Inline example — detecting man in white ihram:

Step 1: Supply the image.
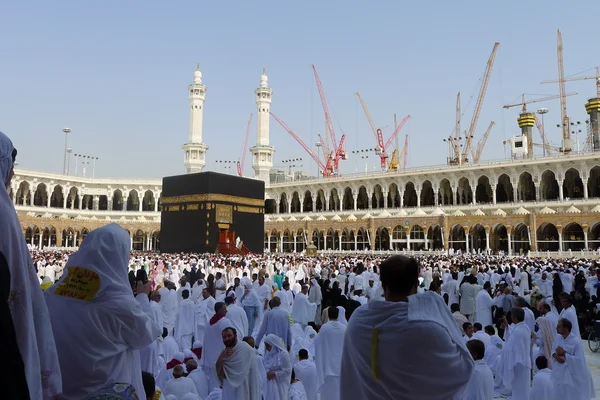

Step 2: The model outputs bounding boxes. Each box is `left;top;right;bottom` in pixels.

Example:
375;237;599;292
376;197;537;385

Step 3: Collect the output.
224;295;249;342
497;307;531;400
551;318;595;400
314;306;346;400
216;326;261;400
291;285;317;328
340;255;473;400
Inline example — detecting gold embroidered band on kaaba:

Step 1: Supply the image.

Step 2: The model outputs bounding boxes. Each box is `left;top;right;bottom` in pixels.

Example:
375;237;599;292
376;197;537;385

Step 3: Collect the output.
161;194;264;207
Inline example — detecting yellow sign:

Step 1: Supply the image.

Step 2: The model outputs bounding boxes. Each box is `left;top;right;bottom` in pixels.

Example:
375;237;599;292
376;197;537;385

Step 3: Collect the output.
55;266;101;302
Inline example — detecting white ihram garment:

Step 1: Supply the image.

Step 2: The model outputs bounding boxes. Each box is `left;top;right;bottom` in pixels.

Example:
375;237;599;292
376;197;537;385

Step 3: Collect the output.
314;320;346;400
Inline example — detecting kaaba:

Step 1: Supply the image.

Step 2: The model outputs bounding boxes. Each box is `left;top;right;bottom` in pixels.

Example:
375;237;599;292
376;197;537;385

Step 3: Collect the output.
160;171;265;254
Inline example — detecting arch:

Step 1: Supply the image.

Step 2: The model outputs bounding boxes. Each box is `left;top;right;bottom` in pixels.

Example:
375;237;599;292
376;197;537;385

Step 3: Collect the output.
391;225;408;250
329;188;340;211
469;224;486;253
34;183;48;207
403;182;417;207
315;189;326;212
356;186;369;210
41;226;57;248
282;229;293;252
278;193;288;213
15;181;31;206
427;225;443;250
311;229;325;250
112;189;124;210
563;168;584;200
540;170;559;201
375;227;389;251
342;187;354;211
356;227;370;250
295;229;306;252
449;225;466;251
151;230;160;251
475;176;492;204
127;190;140;211
409;225;425;250
371;184;384;209
61;227;76;247
589;223;600;250
512;223;530;254
326;228;336;250
589;166;600;198
496;174;514;203
388;183;400;208
517;171;536;201
563;222;584;251
132;229;146;251
457;177;472;205
267;229;278;252
264;199;277;214
536;223;559;251
142;190;155;212
50;185;65;208
290;192;301;213
492;224;508;253
420;180;435;207
438;179;453;206
66;187;80;209
341;228;355;251
302;190;313;213
25;225;40;247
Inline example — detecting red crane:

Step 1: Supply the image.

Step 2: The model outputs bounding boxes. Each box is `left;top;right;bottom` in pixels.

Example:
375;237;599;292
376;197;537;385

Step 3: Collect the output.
311;65;347;174
236;113;253;176
270;112;332;176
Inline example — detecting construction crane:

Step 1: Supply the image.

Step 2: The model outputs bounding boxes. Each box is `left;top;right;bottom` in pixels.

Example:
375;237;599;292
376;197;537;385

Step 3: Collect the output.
502;93;577;113
387;131;410;171
270;112;334;177
355;92;410;169
542;66;600;99
471;121;495;163
537;30;573;152
236;114;253;177
461;42;500;163
311;65;347;174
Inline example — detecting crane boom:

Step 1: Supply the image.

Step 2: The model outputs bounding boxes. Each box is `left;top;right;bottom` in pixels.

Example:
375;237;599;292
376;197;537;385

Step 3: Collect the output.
236;113;253;176
556;30;571;152
534;114;554;155
472;121;495;163
541;66;600;98
455;92;461;140
356;92;378;141
503;93;577;112
462;42;500;161
270;112;330;176
402;133;409;169
384;115;410;149
311;65;338;157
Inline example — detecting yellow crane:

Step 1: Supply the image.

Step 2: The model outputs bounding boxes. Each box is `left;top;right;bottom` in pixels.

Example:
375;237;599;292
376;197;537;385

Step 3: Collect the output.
471;121;495;164
461;42;500;163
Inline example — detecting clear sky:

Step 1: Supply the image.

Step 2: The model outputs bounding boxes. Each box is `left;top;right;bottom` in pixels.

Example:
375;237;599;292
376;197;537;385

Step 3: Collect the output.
1;0;599;179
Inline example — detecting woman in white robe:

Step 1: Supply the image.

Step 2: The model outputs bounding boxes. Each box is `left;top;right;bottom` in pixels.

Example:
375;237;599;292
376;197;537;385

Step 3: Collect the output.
263;334;293;400
0;131;62;399
45;224;161;399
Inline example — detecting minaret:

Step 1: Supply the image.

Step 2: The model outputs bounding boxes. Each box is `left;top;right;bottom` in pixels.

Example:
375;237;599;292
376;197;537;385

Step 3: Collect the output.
251;66;275;183
182;63;209;173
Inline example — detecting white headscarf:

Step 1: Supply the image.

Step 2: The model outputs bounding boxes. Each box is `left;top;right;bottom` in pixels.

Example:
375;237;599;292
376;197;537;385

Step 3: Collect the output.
263;333;287;370
337;306;348;325
0;131;62;399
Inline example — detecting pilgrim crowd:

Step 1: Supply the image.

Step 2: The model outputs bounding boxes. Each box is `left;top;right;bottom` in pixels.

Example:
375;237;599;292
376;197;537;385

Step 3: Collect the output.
1;131;599;400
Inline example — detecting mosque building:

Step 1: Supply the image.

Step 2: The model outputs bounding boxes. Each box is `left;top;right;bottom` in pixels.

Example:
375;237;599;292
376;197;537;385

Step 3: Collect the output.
10;65;600;256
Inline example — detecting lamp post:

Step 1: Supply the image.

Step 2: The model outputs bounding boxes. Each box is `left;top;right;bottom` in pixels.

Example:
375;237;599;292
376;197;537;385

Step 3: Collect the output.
361;155;369;174
62;128;71;174
571;121;582;153
537;108;549;157
282;158;303;181
315;141;322;178
66;148;73;175
351;148;376;173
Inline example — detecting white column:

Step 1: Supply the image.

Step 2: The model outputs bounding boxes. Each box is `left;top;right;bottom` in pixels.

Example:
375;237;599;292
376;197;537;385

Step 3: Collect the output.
558;181;564;201
38;233;43;249
584;231;589;250
485;231;490;252
424;231;429;250
507;233;512;255
465;233;470;254
583;179;589;199
558;232;563;252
